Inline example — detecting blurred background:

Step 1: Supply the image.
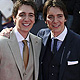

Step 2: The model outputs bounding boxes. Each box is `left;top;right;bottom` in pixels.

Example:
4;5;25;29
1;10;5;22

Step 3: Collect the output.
0;0;80;35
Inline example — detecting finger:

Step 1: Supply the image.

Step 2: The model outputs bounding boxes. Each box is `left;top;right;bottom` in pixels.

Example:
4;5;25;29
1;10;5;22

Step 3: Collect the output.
0;32;4;36
1;27;13;34
10;27;13;31
4;28;12;33
0;28;13;37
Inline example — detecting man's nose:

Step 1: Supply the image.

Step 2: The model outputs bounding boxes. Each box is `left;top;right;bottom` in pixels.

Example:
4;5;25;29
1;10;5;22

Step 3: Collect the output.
53;17;58;23
24;15;30;20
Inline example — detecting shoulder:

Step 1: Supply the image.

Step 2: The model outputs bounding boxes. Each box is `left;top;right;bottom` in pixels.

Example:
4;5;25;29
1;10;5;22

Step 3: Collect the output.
0;36;10;48
69;30;80;39
37;28;51;38
0;36;9;42
0;36;9;57
29;32;41;41
68;30;80;43
37;28;50;34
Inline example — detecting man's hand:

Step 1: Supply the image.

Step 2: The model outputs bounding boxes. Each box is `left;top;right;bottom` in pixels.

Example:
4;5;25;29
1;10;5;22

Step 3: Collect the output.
0;27;13;38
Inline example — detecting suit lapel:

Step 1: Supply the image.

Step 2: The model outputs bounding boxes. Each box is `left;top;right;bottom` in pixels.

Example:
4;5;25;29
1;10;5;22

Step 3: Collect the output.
29;33;41;80
7;29;23;79
59;30;73;80
40;32;51;61
40;44;47;62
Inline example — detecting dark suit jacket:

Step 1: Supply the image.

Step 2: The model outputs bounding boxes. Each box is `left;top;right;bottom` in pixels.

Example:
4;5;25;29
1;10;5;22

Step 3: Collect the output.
37;28;80;80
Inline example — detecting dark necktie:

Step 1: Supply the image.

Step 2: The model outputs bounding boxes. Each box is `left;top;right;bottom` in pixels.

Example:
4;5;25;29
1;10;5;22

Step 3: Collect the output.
22;40;29;69
53;39;58;54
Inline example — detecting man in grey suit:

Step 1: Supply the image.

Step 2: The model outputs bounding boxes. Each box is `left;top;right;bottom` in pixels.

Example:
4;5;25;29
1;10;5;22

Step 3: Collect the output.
0;0;41;80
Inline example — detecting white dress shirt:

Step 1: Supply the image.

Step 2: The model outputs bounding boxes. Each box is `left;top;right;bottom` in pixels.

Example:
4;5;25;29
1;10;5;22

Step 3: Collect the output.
51;26;68;51
14;27;30;59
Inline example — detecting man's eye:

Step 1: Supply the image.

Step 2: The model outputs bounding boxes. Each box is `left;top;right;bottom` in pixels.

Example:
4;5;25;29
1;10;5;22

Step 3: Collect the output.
29;14;34;18
58;15;63;18
48;15;54;19
48;16;53;19
19;14;25;17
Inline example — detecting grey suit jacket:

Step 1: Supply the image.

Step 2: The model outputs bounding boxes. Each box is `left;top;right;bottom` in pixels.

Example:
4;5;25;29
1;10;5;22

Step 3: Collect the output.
0;28;42;80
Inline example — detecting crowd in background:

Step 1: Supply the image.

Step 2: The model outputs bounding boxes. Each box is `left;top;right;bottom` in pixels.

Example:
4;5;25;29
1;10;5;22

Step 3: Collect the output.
0;0;80;35
0;0;80;80
62;0;80;35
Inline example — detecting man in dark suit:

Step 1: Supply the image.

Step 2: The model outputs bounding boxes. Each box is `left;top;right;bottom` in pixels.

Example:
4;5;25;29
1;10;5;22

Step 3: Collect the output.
0;0;80;80
37;0;80;80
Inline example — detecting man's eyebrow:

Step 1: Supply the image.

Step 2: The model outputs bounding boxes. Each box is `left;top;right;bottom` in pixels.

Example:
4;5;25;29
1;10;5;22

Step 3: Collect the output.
57;14;64;15
19;12;25;14
29;13;35;15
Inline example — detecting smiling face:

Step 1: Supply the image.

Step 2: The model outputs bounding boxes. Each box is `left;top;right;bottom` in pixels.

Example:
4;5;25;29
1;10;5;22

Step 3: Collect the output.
13;4;35;38
46;7;66;37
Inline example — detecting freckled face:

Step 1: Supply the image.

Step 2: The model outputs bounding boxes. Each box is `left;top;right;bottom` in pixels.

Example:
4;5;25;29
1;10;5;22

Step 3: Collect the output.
13;5;35;35
46;7;66;36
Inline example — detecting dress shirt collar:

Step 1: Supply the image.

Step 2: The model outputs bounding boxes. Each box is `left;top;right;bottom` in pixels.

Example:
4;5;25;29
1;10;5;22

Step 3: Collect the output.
14;27;29;42
51;26;67;41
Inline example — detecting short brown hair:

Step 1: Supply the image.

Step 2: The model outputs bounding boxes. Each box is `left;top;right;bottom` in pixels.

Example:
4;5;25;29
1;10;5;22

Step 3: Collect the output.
43;0;68;21
12;0;37;18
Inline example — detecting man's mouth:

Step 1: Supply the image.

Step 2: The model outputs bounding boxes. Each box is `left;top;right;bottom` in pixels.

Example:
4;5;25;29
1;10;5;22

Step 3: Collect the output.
23;23;30;26
52;24;60;27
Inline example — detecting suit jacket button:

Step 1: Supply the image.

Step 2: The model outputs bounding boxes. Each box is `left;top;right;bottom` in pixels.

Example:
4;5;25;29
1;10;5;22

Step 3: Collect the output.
52;73;54;76
52;65;54;67
23;73;26;76
41;62;43;64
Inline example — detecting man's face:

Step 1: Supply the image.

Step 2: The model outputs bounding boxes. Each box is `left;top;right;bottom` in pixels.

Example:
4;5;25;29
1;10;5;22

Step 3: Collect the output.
46;7;66;37
13;5;35;35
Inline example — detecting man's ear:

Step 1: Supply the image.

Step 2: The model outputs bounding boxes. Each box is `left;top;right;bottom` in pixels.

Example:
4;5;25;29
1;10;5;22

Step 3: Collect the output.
64;19;67;22
13;16;16;23
45;21;47;24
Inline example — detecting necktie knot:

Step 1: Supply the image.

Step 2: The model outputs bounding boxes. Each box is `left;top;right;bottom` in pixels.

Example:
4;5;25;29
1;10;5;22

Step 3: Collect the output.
22;40;27;46
54;39;58;45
